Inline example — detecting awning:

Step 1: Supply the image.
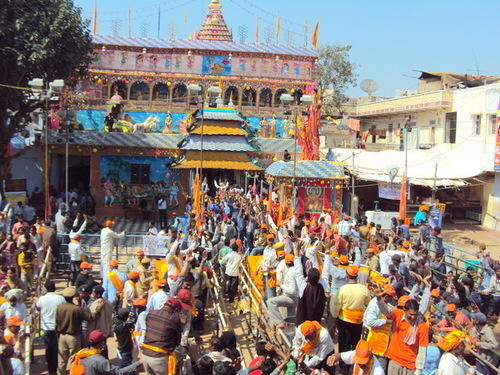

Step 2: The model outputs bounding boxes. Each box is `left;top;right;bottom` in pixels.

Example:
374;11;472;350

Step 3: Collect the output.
265;160;346;179
330;143;494;187
47;130;183;149
182;135;256;152
253;138;302;153
191;124;247;136
173;160;261;170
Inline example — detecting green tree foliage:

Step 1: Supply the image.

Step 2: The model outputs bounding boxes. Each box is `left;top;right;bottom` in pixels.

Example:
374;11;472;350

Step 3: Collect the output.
0;0;92;184
316;45;358;115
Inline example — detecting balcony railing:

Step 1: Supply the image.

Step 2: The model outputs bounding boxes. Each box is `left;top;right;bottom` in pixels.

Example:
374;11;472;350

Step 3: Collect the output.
356;90;453;117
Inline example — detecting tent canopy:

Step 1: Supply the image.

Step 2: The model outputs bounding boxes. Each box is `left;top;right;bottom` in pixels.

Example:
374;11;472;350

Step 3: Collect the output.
330;144;492;187
265;160;346;179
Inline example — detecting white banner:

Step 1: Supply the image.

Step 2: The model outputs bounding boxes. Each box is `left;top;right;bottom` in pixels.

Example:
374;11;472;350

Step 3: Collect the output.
142;235;169;257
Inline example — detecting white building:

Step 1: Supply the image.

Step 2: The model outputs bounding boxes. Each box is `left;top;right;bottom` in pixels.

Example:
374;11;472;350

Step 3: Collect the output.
328;73;500;230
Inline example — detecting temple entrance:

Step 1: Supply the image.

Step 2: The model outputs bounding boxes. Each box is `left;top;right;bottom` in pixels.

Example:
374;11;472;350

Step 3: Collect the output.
203;169;235;196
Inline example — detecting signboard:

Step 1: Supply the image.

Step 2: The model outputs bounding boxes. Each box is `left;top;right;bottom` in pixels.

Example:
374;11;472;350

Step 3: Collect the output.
428;203;446;228
201;55;232;75
378;182;400;200
143;235;169;257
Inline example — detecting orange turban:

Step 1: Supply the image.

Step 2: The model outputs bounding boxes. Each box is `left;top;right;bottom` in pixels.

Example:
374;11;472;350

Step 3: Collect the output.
300;320;322;337
285;254;295;263
338;255;349;265
346;265;359;276
300;321;322;354
397;295;413;307
438;330;466;352
128;271;140;280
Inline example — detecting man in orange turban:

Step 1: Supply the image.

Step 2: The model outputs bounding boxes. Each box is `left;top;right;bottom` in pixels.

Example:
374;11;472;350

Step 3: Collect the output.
437;330;469;374
292;320;334;372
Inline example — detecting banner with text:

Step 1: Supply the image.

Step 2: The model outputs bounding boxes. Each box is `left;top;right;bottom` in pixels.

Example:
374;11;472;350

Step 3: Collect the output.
378;182;401;200
143;235;169;257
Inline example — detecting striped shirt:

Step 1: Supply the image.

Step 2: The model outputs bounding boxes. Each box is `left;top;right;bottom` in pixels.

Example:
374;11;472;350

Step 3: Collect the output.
143;307;181;357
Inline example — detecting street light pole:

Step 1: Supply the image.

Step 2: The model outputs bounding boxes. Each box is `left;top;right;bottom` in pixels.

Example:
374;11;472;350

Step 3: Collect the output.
28;78;64;220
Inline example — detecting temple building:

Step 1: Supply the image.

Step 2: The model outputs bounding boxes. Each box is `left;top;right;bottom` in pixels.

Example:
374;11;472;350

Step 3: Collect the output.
11;0;318;216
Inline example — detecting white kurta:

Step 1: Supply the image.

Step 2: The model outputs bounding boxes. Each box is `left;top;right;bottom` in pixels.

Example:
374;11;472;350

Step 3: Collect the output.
100;227;125;278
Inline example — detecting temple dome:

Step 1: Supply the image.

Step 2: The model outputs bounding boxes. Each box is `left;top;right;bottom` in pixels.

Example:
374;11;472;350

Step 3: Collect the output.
194;0;232;42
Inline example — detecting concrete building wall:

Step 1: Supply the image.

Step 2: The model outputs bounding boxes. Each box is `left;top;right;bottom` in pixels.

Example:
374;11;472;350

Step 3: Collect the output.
452;83;499;155
9;149;43;195
359;110;447;147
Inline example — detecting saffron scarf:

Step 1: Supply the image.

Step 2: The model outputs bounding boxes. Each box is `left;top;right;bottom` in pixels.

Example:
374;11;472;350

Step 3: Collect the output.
300;320;322;354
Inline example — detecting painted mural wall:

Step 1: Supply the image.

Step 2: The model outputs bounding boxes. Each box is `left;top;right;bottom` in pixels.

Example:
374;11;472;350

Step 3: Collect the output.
77;110;295;138
90;50;313;81
99;155;181;207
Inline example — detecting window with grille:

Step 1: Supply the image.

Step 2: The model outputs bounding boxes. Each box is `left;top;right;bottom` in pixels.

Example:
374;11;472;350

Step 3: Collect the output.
130;164;150;184
472;114;482;135
487;114;496;134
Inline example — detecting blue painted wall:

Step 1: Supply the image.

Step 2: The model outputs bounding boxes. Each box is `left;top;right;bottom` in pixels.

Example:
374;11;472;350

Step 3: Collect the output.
100;155;179;183
77;110;187;132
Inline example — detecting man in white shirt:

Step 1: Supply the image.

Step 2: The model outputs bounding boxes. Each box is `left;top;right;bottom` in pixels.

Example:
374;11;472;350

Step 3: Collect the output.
55;210;69;233
68;234;85;284
337;215;353;236
35;281;65;375
100;220;125;278
292;321;334;371
157;196;168;229
146;279;169;311
220;246;243;303
267;254;297;328
437;330;470;375
326;339;385;375
147;221;158;235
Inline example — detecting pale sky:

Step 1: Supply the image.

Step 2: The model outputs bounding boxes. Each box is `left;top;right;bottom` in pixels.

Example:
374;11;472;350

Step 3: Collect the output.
75;0;500;97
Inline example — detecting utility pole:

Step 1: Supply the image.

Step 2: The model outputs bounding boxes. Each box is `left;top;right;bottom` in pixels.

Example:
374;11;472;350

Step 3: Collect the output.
432;162;438;202
351;152;356;217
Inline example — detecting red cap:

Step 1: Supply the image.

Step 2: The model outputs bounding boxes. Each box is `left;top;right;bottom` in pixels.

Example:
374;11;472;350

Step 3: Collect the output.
87;330;107;345
166;297;182;310
104;220;115;227
176;289;192;310
108;260;119;267
80;262;92;269
73;235;81;241
136;250;145;256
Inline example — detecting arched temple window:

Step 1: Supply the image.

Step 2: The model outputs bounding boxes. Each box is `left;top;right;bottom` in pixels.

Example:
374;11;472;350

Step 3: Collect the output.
130;81;149;100
224;86;239;105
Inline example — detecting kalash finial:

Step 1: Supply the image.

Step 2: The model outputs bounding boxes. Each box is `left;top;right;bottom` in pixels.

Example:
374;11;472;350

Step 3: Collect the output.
208;0;222;11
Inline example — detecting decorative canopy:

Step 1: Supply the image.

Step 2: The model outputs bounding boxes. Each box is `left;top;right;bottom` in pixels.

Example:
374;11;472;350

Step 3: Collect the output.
194;0;232;42
265;160;346;179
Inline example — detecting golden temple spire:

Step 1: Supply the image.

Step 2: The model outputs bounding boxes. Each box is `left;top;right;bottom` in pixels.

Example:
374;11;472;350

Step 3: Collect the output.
194;0;232;41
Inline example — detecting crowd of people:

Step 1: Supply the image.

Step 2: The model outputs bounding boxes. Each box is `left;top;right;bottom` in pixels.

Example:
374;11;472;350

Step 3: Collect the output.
0;183;498;375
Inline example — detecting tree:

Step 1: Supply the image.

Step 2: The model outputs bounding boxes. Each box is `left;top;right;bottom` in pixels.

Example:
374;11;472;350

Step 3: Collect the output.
0;0;92;191
316;45;358;115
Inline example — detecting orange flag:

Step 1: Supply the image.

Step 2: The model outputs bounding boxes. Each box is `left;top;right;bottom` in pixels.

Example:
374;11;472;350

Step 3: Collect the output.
398;178;407;220
311;21;320;48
